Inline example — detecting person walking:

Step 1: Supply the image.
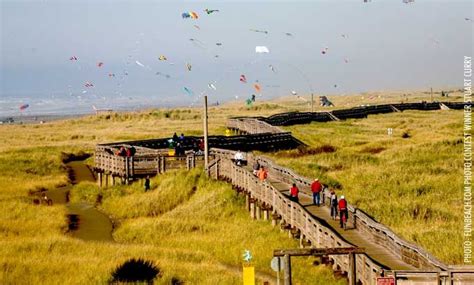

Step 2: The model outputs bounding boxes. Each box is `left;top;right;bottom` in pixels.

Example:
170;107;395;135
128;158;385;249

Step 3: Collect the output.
338;195;348;229
290;183;299;203
311;178;322;206
144;176;151;192
252;161;260;176
330;190;338;220
257;166;268;182
234;150;244;166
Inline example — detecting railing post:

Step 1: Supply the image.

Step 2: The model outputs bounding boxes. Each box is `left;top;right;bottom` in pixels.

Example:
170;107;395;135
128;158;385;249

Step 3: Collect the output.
256;202;261;220
245;193;250;211
250;198;256;219
348;253;356;285
125;157;129;182
161;156;166;173
131;156;134;179
97;172;102;188
157;156;161;174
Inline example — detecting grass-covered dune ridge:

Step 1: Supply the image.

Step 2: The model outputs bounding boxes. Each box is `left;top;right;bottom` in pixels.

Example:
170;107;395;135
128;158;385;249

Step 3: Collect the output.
1;101;351;284
0;91;466;283
270;109;463;264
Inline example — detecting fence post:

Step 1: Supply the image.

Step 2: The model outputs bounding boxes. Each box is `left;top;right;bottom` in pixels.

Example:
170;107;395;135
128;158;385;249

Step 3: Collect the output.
283;254;292;285
97;172;102;188
348;253;356;285
250;198;256;219
131;156;134;179
245;193;250;211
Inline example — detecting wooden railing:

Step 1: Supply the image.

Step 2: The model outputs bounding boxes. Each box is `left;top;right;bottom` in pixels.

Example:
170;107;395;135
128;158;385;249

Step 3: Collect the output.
96;133;303;154
226;102;468;128
209;148;384;284
226;118;284;134
206;148;474;284
95;148;207;178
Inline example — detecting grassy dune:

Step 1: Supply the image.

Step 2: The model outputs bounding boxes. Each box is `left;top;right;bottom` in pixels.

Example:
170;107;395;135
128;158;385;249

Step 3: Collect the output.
270;109;463;264
0;105;344;284
0;90;465;283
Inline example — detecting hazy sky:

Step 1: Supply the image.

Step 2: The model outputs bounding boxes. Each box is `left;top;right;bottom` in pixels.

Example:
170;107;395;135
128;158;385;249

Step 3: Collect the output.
0;0;472;114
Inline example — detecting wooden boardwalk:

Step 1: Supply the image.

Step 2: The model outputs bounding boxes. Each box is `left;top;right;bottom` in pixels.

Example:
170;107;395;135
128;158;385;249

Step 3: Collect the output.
95;101;474;284
265;174;415;271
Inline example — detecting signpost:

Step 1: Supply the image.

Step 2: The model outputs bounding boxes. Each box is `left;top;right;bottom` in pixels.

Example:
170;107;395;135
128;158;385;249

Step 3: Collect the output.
271;257;281;285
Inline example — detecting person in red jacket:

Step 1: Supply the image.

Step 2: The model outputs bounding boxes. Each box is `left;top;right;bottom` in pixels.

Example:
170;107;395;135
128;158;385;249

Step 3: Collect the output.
290;183;299;203
311;178;322;206
338;195;348;229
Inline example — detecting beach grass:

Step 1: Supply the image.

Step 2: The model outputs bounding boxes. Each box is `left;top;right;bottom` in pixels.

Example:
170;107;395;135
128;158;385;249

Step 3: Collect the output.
0;89;465;283
269;109;463;264
0;102;348;284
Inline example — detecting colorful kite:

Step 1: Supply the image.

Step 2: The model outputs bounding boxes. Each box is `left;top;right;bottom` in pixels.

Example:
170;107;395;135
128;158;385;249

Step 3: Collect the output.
156;72;171;79
159;55;167;61
240;75;247;83
255;46;270;53
208;83;217;90
183;87;194;96
19;104;29;111
182;12;198;19
204;9;219;14
254;83;261;93
245;98;253;107
250;29;268;34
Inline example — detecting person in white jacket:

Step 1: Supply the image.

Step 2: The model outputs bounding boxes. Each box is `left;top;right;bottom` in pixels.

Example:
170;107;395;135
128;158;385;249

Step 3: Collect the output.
234;150;244;166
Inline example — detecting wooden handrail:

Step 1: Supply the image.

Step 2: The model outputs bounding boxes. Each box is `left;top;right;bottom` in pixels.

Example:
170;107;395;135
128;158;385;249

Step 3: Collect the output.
209;148;449;272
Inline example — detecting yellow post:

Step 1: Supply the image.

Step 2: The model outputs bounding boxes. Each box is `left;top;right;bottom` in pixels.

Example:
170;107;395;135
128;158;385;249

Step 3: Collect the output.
242;264;255;285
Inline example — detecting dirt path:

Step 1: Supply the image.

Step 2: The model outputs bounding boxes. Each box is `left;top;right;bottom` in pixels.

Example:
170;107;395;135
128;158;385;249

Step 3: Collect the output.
45;161;113;242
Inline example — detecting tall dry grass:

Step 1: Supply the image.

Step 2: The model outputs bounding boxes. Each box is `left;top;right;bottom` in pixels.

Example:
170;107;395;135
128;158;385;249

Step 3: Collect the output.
270;109;463;264
0;102;350;284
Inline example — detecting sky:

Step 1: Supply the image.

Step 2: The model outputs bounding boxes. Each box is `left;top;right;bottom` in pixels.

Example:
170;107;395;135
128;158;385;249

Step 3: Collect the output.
0;0;472;116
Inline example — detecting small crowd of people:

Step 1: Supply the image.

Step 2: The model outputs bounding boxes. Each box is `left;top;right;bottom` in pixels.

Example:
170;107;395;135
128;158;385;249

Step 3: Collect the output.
114;146;136;157
288;178;349;229
169;133;205;156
